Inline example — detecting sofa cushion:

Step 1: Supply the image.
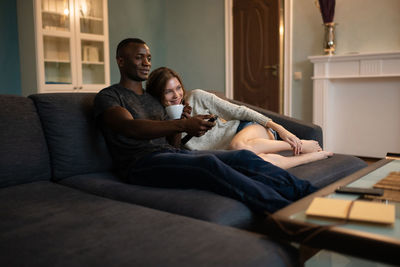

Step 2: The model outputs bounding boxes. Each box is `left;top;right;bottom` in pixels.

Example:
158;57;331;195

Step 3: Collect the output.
287;153;367;188
0;95;51;187
59;171;260;229
30;93;113;180
0;181;299;266
58;155;366;229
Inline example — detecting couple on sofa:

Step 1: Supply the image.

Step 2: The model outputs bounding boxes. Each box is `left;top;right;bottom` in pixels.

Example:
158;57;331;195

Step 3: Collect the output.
94;38;332;213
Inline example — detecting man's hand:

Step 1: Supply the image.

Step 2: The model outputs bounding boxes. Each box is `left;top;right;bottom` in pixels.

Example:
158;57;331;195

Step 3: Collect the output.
183;115;215;136
102;106;214;140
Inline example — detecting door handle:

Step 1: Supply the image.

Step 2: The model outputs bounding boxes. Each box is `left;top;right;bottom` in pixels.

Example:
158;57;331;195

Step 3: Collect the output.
264;64;278;70
264;64;279;76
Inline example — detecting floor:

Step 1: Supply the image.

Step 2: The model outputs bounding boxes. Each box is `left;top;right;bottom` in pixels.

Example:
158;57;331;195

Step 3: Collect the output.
357;156;382;166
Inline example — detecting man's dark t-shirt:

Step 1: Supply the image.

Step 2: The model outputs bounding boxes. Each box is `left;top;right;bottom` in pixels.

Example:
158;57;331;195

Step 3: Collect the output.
94;84;174;178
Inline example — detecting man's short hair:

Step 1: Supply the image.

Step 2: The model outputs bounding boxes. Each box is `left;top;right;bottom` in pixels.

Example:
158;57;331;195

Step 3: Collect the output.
116;38;146;58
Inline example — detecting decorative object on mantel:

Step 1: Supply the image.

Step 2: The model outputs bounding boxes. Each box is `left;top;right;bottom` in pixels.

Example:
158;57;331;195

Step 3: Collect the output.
315;0;336;55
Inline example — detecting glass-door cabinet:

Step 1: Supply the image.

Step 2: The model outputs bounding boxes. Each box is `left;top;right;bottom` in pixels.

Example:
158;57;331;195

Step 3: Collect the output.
17;0;109;94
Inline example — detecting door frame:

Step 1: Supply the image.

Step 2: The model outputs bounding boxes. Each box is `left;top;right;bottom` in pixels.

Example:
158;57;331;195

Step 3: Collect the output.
224;0;292;116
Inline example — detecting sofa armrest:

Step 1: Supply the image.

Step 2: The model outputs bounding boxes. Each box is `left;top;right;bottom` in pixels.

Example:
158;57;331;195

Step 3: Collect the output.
228;99;323;147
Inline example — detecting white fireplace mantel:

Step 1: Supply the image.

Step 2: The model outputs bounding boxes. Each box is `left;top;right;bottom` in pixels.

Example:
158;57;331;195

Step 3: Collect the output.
309;51;400;158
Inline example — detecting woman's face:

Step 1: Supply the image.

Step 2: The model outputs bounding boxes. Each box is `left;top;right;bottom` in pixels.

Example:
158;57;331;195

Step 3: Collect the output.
163;77;184;106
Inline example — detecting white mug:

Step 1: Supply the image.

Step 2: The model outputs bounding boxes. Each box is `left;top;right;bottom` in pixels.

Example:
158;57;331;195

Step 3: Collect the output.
165;104;184;120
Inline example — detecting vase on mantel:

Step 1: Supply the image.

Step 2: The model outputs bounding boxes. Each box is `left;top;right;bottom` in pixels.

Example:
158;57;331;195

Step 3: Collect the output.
323;22;336;55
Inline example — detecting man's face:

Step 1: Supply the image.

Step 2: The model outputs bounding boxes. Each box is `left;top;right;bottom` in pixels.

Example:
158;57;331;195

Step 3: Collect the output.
118;43;152;81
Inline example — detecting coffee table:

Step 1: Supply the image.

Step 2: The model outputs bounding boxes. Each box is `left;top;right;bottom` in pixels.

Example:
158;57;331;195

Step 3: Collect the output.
266;159;400;265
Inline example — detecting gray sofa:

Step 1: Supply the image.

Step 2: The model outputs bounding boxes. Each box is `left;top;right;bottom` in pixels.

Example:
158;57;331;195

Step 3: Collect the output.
0;93;367;266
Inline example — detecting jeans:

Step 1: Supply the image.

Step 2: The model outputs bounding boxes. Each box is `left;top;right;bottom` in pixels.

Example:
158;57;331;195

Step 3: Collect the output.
128;149;316;213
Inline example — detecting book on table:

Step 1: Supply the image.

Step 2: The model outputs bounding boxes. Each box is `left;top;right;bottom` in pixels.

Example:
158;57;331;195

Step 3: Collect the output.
305;197;395;225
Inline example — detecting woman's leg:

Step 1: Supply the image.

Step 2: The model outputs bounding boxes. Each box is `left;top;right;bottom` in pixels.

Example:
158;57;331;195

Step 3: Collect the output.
258;151;334;169
229;124;331;168
230;124;322;155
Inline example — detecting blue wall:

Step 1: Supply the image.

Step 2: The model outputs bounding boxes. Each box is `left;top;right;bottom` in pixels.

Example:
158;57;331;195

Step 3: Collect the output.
0;0;21;95
108;0;167;84
164;0;225;92
5;0;225;95
108;0;225;92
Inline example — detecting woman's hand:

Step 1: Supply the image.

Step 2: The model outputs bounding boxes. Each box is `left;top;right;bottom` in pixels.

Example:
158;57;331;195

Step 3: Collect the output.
278;129;302;155
181;102;192;119
266;120;302;155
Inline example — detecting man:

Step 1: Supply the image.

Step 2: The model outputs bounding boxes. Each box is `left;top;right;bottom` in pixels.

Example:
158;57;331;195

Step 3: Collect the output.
94;38;316;213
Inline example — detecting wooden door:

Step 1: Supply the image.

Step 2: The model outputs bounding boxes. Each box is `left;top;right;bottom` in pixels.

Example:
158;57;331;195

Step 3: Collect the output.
233;0;280;112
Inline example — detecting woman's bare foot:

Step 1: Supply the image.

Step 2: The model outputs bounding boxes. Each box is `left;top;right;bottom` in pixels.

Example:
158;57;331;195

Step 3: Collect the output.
301;140;322;154
308;150;334;161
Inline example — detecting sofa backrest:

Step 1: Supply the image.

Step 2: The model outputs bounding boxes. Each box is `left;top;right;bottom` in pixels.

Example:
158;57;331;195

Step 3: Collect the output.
30;93;113;181
0;95;51;187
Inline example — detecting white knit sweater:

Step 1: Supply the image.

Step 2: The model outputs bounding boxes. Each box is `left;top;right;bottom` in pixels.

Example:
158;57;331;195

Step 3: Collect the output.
183;89;271;150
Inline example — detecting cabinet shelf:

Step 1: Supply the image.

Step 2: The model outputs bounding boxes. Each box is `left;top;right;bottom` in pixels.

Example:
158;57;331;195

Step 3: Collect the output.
82;61;104;65
44;59;70;63
43;26;69;32
45;81;71;84
80;16;103;22
42;10;67;16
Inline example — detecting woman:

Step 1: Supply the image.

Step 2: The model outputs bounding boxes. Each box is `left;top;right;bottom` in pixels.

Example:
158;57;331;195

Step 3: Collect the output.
146;67;333;169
